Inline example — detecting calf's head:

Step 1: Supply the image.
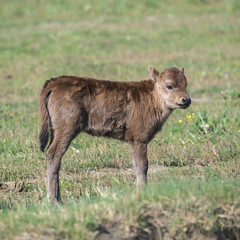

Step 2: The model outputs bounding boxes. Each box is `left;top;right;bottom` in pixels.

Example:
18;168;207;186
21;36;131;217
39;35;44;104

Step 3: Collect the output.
149;65;191;110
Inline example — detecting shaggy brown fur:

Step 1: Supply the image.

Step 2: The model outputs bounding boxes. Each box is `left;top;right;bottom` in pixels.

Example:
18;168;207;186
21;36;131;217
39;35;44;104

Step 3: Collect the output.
39;65;191;203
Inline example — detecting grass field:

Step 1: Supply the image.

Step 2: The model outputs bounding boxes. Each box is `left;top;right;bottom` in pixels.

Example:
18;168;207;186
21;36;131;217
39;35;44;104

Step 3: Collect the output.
0;0;240;239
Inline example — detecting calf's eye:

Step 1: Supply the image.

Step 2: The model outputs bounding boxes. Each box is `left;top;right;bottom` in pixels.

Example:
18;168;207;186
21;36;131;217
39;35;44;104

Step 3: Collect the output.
166;86;173;90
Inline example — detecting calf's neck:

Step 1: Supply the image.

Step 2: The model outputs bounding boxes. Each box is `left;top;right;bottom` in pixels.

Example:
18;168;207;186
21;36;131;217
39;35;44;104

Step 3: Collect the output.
39;65;191;203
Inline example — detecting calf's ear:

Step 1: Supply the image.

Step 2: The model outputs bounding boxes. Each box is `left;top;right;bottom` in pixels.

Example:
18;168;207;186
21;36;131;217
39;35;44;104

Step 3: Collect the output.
181;67;184;73
148;65;160;82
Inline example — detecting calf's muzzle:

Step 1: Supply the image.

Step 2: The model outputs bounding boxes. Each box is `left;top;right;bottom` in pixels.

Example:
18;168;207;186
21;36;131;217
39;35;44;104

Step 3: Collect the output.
182;97;191;106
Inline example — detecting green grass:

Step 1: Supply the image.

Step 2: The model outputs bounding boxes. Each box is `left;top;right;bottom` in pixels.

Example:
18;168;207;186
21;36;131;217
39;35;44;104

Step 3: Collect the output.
0;0;240;239
1;178;240;239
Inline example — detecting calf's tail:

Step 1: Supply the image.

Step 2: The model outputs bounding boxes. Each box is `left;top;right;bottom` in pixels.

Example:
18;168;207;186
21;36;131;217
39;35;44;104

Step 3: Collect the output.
39;81;53;152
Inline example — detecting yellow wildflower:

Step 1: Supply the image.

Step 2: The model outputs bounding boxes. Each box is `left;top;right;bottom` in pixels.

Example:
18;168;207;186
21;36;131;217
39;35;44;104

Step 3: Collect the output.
179;120;182;123
3;140;6;143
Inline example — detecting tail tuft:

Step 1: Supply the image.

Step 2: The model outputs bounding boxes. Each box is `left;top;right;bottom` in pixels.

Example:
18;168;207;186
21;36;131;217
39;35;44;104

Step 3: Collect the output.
39;126;49;152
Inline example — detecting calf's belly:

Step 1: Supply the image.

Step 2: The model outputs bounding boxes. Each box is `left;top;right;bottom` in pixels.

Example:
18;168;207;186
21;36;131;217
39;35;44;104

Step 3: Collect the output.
84;116;127;141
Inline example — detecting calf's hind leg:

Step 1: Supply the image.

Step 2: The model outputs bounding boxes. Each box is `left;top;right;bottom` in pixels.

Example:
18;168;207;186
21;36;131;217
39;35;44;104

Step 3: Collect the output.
46;129;77;203
129;142;148;186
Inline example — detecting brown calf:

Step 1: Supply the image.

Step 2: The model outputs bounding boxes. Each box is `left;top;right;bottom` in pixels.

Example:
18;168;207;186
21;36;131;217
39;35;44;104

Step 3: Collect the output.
39;65;191;203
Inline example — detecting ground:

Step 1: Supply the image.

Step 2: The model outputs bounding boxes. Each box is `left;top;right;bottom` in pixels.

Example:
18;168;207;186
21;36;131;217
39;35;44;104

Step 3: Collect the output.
0;0;240;239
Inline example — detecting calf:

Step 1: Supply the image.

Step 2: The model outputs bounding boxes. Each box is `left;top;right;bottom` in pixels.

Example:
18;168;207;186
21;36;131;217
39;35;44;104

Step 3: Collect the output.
39;65;191;203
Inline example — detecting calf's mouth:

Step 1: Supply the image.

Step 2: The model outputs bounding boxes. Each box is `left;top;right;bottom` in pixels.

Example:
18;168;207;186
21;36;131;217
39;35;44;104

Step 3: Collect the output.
177;102;191;109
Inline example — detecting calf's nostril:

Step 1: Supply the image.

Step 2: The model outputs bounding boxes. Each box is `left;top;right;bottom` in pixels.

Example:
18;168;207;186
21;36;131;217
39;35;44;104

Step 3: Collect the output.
182;98;191;105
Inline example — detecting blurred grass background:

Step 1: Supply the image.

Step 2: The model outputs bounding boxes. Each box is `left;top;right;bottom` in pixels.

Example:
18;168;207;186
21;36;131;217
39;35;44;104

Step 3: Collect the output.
0;0;240;238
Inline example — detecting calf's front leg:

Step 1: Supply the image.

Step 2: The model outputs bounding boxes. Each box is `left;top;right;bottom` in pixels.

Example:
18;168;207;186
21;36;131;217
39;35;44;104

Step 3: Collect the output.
129;142;148;186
